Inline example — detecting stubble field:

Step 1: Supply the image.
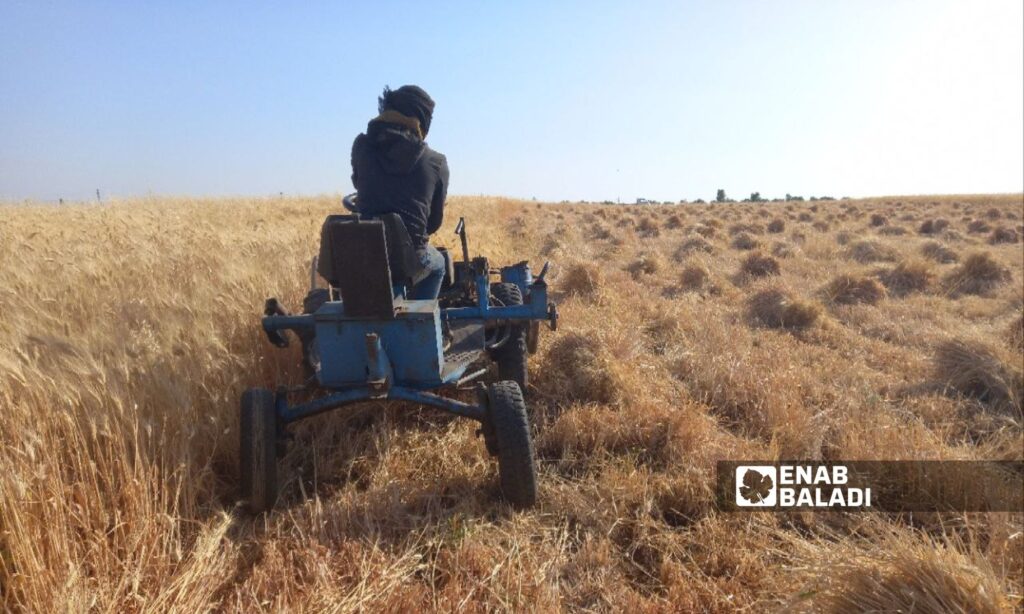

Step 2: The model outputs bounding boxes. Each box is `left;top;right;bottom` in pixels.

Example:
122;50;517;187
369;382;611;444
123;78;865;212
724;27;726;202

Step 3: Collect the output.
1;193;1022;612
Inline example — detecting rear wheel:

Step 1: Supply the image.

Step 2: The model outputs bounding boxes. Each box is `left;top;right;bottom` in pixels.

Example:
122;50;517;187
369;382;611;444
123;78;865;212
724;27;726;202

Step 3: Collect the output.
484;381;537;508
240;388;278;513
487;283;528;390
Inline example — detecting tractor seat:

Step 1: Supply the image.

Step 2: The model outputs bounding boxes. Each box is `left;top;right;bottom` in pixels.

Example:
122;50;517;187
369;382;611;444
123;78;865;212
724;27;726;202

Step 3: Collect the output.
316;214;429;318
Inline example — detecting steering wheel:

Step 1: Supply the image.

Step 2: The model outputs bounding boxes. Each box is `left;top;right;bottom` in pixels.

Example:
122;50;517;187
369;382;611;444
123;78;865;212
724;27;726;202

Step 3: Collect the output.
342;192;360;214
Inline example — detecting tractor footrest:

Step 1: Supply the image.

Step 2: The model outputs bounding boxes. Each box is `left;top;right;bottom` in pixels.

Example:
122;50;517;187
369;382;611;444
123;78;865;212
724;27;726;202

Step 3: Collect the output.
442;350;484;383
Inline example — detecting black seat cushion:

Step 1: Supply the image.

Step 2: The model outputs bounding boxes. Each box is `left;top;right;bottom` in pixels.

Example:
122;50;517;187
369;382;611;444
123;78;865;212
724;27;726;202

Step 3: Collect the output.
318;217;395;318
316;213;428;291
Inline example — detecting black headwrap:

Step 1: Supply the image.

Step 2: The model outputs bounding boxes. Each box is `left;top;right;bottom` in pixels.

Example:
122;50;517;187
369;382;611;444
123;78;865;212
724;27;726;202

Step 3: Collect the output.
378;85;435;136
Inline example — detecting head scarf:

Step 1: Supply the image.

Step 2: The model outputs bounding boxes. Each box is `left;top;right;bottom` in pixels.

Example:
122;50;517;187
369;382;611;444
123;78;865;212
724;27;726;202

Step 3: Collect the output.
378;85;435;136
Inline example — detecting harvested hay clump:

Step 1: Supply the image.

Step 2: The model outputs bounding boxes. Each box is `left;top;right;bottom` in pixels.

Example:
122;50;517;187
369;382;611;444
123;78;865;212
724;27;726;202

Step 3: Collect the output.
933;338;1023;416
918;218;949;235
538;402;680;463
740;251;781;277
824;274;887;305
1009;315;1024;350
746;287;821;330
943;252;1012;296
728;222;764;235
636;217;661;237
731;232;760;250
987;227;1019;244
675;236;714;256
920;241;959;264
690;224;716;238
644;311;683;354
967;219;992;234
877;225;907;236
560;262;603;297
767;218;785;233
588;224;613;241
539;333;625;405
770;241;797;258
803;530;1012;614
679;263;710;290
847;239;897;263
626;253;664;278
877;259;934;297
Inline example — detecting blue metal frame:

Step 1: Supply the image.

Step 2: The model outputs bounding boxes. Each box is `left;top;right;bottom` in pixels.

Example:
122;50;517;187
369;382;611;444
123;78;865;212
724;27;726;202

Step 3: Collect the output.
278;385;484;424
261;258;557;426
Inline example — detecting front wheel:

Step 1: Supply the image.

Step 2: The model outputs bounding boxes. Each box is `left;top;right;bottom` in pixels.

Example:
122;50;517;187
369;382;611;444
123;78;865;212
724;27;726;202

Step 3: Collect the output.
484;381;537;508
240;388;278;513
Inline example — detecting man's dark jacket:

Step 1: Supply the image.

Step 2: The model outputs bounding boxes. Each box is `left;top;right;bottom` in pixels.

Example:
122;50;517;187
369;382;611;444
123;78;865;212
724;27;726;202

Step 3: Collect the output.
351;120;449;247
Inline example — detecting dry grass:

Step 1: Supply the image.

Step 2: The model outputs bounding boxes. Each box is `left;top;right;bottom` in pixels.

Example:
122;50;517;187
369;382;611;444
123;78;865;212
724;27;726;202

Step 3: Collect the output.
678;262;710;291
746;286;822;330
739;251;781;277
824;273;888;305
538;332;636;407
625;252;664;278
921;240;960;264
933;338;1023;418
1010;315;1024;351
943;252;1012;297
794;524;1013;613
731;232;760;250
847;239;897;263
560;261;603;298
877;259;935;297
676;235;715;256
0;193;1021;611
988;227;1019;244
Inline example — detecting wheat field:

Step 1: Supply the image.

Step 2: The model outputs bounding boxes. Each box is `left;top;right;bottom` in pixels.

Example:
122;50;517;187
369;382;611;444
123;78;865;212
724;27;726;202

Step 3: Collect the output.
0;193;1022;612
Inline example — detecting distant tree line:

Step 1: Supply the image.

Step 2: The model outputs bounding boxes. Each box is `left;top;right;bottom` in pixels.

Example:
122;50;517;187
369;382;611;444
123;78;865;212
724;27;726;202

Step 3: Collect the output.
588;189;850;206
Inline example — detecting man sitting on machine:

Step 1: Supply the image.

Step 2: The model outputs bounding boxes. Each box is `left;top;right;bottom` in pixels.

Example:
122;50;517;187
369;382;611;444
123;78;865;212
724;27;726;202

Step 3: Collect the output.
294;86;449;374
348;84;449;300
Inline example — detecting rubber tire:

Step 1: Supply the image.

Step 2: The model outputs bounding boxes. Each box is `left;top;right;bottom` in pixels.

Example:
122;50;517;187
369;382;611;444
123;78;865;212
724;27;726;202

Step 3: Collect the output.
488;283;529;390
240;388;278;513
486;381;537;508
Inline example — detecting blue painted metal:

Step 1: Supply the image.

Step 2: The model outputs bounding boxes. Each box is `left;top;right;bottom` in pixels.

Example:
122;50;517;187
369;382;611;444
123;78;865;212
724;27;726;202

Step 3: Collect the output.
314;300;444;388
261;250;556;427
363;332;393;396
388;387;484;420
278;385;484;423
443;283;552;322
278;386;374;422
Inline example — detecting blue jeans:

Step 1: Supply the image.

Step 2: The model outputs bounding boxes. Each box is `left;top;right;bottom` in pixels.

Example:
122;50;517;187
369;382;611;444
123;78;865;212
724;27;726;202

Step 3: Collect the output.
409;244;445;300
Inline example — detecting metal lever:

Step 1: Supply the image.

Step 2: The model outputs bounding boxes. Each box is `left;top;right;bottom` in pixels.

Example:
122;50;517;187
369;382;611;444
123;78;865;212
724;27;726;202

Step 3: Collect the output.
455;217;469;263
535;261;550;283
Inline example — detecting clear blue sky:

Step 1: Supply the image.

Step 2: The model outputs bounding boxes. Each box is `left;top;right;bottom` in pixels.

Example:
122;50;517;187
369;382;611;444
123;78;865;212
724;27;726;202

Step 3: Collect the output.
2;1;1022;203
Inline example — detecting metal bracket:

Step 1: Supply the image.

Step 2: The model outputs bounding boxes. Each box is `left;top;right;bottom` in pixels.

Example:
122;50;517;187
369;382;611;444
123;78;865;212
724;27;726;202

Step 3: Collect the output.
364;333;393;398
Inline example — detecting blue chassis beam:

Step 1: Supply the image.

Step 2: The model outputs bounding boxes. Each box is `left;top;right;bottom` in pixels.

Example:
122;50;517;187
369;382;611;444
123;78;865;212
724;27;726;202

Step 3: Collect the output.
262;301;551;338
277;385;485;424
